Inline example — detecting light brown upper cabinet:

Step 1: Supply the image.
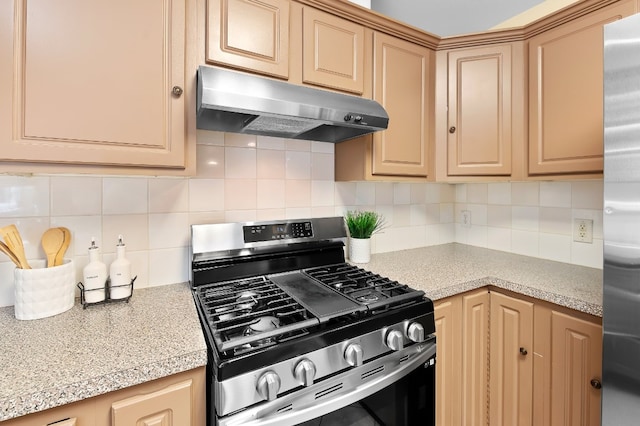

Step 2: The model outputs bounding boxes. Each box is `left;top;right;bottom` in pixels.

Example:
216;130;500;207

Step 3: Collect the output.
335;31;434;181
206;0;290;79
300;7;365;94
446;44;513;176
0;0;194;171
372;32;433;177
527;0;637;175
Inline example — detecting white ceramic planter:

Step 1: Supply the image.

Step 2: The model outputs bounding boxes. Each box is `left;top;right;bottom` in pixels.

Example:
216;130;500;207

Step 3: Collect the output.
349;237;371;263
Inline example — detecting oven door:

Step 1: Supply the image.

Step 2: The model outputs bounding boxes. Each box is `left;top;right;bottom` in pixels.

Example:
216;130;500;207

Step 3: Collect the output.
216;338;436;426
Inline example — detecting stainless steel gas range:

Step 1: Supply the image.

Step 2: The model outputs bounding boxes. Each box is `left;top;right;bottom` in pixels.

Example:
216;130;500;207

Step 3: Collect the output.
190;217;436;426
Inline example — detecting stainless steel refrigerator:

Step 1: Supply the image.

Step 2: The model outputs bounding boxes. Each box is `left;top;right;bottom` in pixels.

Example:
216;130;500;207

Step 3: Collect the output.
602;12;640;425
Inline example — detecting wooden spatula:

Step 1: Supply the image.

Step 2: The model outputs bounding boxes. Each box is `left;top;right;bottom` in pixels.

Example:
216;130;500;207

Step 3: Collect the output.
41;228;65;268
54;227;71;266
0;241;21;268
0;225;31;269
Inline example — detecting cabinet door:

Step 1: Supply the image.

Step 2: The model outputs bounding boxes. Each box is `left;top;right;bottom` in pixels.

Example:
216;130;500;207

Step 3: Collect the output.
461;289;489;426
447;45;512;176
372;32;432;177
1;0;189;169
489;291;534;426
206;0;289;79
302;7;364;94
434;297;462;426
528;0;636;175
0;402;94;426
550;311;602;426
111;379;194;426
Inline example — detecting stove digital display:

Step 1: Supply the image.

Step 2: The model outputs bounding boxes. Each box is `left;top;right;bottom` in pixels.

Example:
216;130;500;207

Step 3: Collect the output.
243;221;313;243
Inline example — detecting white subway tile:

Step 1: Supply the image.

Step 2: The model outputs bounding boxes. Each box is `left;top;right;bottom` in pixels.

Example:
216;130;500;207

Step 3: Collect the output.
540;181;571;207
311;141;334;153
467;183;488;204
0;217;49;261
488;182;512;205
311;206;336;217
225;179;257;210
572;180;603;209
468;225;488;248
285;180;311;208
148;247;189;286
511;230;539;257
0;176;49;217
286;151;311;180
257;136;286;150
334;182;357;206
512;206;539;231
393;183;411;205
102;214;148;253
257;180;286;209
539;207;572;235
225;147;257;179
225;133;257;148
189;179;224;212
410;183;426;204
440;203;454;224
311;181;334;207
286;140;311;151
256;209;287;221
393;204;411;227
571;239;603;269
148;213;189;249
487;205;512;228
311;153;334;180
487;227;512;252
285;207;312;219
511;182;539;206
196;129;224;146
51;176;102;216
375;182;394;205
467;204;488;226
425;183;440;204
50;215;101;256
196;145;225;178
424;204;440;225
410;204;427;226
455;184;467;203
355;182;375;205
149;178;188;213
257;149;285;179
103;178;148;215
225;210;257;222
539;233;572;263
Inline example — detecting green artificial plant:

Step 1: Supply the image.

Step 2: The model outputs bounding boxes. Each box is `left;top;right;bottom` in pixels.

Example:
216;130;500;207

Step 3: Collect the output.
344;210;385;239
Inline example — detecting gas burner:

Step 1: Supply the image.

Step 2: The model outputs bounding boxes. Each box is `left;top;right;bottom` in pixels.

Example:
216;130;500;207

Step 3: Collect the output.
244;316;281;335
351;289;387;304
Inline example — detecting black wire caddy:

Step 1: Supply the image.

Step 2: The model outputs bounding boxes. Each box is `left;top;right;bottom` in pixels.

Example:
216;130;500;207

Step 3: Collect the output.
77;276;137;308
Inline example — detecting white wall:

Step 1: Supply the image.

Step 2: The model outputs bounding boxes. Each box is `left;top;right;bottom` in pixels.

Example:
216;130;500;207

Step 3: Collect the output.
0;130;604;307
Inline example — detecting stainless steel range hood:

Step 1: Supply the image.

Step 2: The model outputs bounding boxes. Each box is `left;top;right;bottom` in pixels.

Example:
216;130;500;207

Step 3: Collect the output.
196;66;389;143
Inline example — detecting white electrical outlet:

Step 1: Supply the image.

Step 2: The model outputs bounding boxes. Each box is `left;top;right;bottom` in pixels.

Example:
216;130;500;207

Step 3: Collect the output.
462;210;471;228
573;219;593;243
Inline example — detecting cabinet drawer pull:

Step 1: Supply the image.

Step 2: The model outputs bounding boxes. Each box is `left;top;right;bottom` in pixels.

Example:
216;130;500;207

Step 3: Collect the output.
449;126;456;134
590;378;602;389
172;86;183;97
519;347;528;356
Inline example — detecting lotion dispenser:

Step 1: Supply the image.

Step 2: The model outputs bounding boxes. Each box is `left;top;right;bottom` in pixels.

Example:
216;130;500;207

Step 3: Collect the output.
109;234;132;299
82;237;107;303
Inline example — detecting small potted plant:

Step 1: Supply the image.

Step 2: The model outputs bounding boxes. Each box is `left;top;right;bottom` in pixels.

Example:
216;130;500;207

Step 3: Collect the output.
344;210;385;263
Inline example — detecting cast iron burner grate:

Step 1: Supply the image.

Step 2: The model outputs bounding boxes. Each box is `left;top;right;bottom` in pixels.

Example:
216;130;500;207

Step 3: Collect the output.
194;276;318;355
303;263;424;309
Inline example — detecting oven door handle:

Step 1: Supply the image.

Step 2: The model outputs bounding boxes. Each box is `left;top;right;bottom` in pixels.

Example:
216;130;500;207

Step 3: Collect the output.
218;340;436;426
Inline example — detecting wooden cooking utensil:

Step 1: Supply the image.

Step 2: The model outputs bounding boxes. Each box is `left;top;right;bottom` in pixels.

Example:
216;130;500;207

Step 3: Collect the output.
54;227;71;266
42;227;66;268
0;225;31;269
0;241;21;268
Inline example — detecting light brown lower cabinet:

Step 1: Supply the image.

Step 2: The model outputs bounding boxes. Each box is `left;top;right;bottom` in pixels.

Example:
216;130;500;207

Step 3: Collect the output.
2;367;205;426
434;288;602;426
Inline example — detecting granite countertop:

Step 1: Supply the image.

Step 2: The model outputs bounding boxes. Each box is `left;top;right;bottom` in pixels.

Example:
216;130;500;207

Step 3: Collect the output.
0;244;603;422
362;243;603;317
0;282;207;422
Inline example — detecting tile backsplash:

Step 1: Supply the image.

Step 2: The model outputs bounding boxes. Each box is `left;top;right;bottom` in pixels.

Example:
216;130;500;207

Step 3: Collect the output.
0;130;604;307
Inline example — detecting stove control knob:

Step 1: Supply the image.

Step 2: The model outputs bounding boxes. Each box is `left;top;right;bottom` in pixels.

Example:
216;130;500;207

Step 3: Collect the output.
386;329;404;351
407;322;425;343
344;343;363;367
294;358;316;386
256;370;281;401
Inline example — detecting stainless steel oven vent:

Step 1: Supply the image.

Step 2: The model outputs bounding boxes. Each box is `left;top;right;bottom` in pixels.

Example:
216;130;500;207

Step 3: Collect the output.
196;66;389;143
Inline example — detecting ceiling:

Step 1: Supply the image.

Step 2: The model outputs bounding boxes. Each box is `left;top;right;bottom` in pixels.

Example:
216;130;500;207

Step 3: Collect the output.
353;0;582;37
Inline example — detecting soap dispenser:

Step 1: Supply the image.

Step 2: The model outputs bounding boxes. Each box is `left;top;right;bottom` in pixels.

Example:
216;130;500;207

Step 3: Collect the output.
82;237;107;303
109;234;132;299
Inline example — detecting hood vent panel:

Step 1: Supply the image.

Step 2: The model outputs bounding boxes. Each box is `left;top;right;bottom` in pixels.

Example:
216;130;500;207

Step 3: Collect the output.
196;66;389;143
